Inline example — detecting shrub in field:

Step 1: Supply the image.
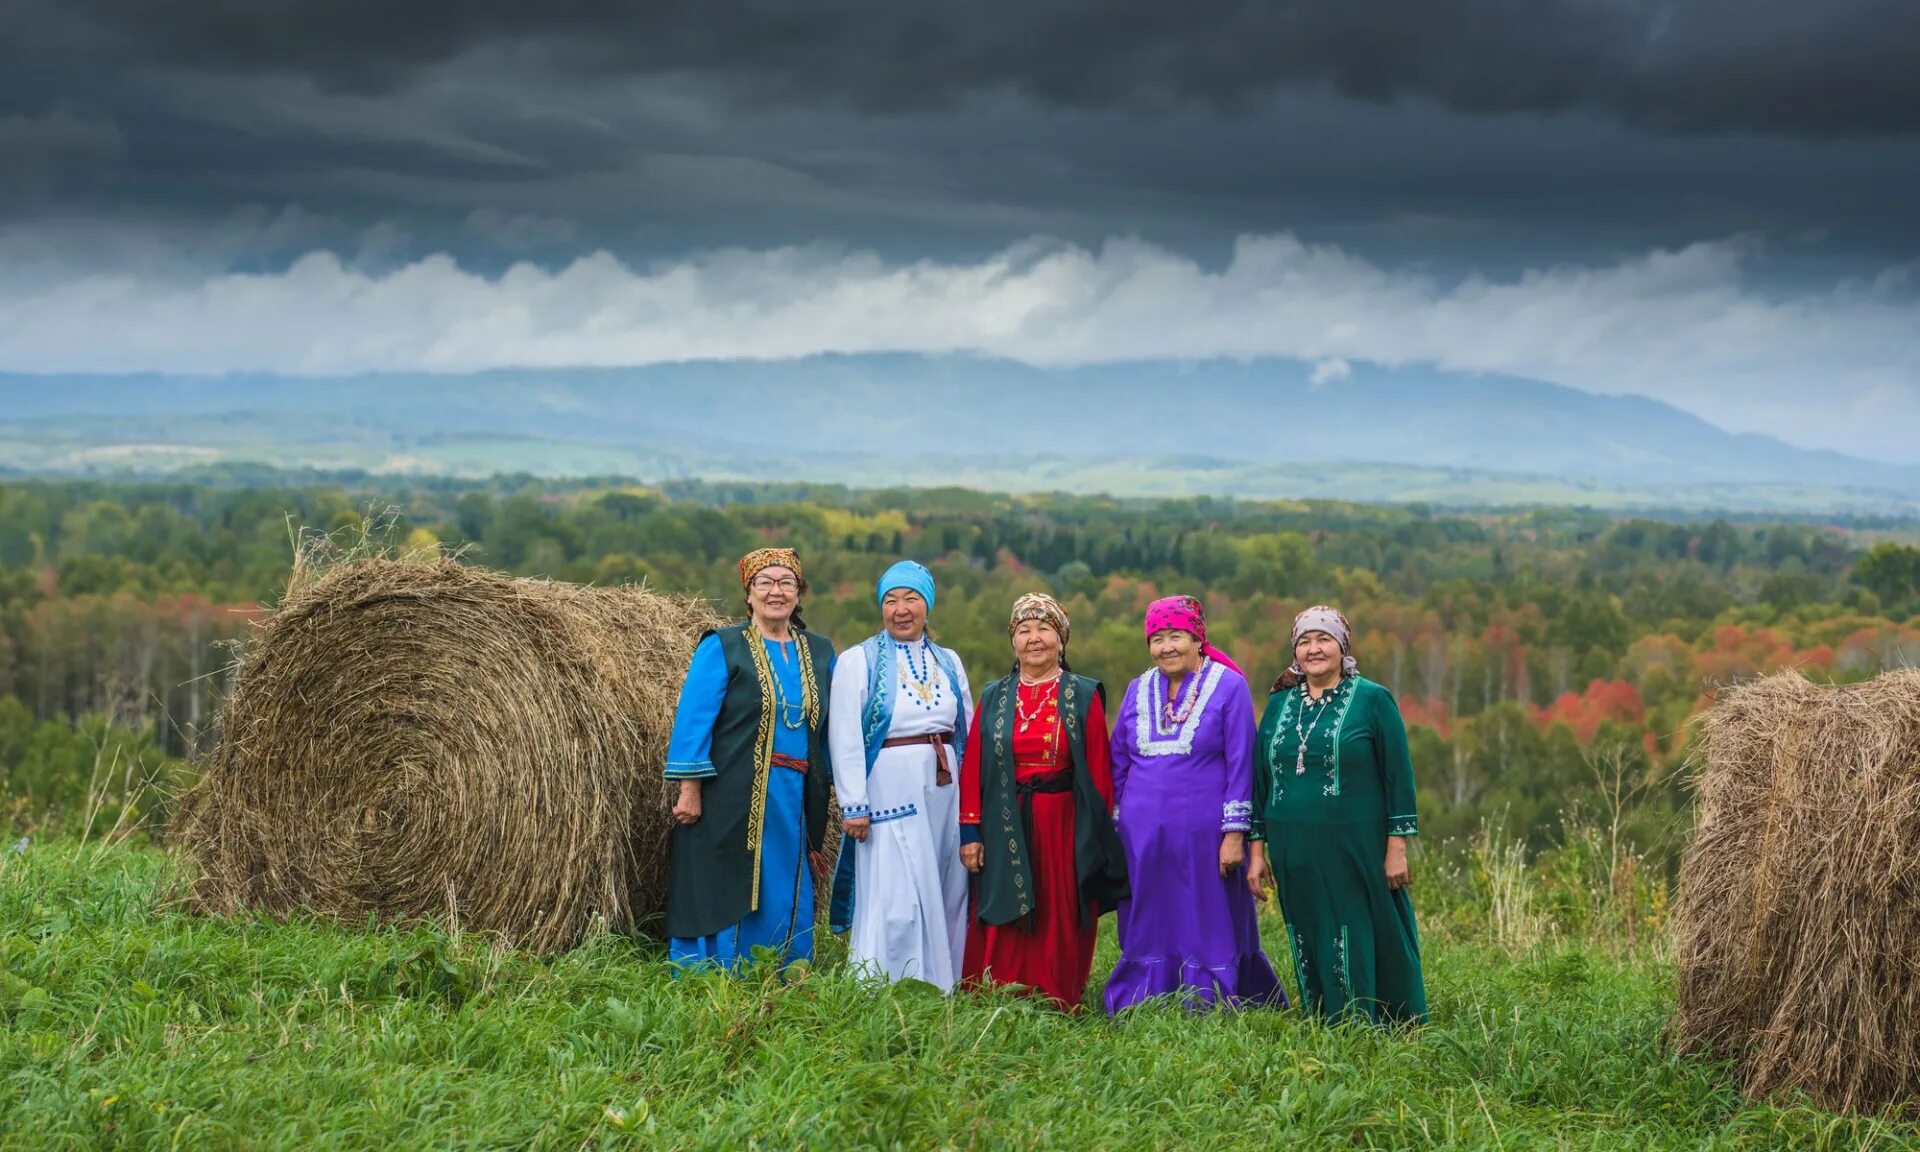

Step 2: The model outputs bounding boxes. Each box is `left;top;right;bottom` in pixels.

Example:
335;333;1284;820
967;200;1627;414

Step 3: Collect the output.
0;700;190;841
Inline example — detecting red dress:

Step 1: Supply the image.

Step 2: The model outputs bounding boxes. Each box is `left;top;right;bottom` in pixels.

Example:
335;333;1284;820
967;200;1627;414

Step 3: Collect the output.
959;680;1115;1008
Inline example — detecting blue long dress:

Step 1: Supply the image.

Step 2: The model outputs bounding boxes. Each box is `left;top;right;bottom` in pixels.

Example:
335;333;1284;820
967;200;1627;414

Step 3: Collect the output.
665;632;824;970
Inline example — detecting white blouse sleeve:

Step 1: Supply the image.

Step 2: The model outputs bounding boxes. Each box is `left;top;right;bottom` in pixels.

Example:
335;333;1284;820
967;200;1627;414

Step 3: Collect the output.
828;644;872;818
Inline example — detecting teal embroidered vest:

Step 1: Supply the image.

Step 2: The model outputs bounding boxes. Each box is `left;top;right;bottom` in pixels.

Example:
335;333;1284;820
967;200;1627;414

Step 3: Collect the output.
663;623;834;940
972;672;1129;927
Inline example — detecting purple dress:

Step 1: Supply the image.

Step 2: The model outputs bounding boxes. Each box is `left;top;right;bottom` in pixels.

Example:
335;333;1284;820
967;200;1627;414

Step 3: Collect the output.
1103;660;1284;1015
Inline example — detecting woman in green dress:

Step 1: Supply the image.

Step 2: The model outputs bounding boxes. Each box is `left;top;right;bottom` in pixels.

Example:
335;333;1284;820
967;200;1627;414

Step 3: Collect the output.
1247;605;1427;1026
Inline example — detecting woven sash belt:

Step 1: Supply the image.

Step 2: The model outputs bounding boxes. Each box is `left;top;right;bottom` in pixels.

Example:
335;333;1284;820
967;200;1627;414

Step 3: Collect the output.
1013;768;1074;929
880;731;956;785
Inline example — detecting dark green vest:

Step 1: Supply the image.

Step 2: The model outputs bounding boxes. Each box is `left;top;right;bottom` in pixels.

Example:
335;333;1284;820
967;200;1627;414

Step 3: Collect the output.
663;624;835;940
973;672;1129;927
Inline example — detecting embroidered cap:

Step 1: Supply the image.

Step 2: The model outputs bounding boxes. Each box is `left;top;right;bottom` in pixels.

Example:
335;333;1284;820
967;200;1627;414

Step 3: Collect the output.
739;547;803;589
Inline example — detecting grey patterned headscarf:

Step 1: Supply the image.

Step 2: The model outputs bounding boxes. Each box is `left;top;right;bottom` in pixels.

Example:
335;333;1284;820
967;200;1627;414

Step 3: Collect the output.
1288;605;1360;680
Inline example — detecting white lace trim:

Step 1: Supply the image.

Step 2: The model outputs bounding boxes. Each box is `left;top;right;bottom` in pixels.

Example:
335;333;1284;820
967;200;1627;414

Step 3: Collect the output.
1131;661;1226;758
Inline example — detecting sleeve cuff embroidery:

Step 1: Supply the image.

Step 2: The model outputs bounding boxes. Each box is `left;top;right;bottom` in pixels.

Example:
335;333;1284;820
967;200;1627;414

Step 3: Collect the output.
664;759;717;780
1387;815;1419;837
1221;799;1253;833
840;803;871;820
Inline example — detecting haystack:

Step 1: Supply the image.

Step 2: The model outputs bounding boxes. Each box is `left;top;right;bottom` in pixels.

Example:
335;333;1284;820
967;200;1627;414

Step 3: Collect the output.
1674;667;1920;1112
176;558;724;954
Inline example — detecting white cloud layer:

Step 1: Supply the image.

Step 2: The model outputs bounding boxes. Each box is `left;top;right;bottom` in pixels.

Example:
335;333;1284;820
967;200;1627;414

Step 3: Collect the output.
1;231;1916;462
1309;357;1352;387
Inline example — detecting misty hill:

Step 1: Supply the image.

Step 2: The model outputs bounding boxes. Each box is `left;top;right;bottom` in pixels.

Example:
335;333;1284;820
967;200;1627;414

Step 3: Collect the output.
2;356;1916;510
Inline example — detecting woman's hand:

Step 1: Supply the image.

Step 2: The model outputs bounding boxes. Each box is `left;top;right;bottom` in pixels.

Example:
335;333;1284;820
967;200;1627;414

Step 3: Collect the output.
672;780;702;825
1385;836;1411;890
1218;831;1246;878
1245;842;1271;901
843;816;871;842
960;843;984;872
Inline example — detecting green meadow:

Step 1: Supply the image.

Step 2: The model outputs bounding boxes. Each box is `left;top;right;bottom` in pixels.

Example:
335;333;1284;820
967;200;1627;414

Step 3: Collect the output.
4;842;1915;1152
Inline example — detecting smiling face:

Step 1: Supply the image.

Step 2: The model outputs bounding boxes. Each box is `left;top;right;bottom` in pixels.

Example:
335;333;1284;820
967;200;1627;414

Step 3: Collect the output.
1012;618;1063;676
746;565;801;627
1294;629;1343;681
882;588;927;641
1148;628;1202;676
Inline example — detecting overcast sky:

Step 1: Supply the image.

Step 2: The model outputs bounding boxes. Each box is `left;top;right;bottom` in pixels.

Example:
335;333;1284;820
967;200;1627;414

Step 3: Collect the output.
3;1;1918;461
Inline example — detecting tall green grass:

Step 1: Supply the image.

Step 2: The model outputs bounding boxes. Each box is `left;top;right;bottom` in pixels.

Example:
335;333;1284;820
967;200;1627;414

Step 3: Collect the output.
1;842;1913;1151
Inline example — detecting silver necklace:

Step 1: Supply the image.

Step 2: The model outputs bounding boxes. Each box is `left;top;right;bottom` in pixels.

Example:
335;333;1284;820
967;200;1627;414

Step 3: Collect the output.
1294;681;1334;775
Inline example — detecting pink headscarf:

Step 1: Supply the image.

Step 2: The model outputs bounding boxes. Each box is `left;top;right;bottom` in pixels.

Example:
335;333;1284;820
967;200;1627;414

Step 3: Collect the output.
1143;595;1243;675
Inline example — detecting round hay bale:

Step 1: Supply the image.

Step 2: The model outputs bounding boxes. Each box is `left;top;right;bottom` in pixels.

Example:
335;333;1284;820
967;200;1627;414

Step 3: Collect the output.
1674;667;1920;1112
176;558;724;954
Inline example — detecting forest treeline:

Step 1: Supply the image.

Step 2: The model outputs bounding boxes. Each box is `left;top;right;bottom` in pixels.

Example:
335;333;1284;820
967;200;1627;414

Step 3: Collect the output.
2;473;1917;857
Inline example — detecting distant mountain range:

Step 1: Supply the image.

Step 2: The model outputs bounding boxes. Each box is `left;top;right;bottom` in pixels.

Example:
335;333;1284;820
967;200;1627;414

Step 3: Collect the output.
1;356;1915;513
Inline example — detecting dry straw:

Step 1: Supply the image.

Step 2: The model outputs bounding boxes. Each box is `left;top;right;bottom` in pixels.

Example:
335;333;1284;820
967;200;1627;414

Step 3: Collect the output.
1674;667;1920;1113
177;552;724;953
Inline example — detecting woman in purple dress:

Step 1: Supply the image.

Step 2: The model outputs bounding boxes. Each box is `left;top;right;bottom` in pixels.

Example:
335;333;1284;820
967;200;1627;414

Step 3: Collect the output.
1103;596;1284;1015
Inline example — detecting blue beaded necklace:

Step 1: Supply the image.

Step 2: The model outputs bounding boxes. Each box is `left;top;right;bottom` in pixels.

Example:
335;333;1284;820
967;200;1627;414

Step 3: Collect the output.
896;637;945;711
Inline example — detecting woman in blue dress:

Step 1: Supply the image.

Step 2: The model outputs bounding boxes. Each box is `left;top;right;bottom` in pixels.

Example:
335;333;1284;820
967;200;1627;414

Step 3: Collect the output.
662;547;836;971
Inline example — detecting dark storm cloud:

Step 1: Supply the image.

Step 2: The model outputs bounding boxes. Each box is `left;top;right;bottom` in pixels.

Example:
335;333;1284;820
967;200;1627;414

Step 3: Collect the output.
1;0;1916;282
14;0;1920;138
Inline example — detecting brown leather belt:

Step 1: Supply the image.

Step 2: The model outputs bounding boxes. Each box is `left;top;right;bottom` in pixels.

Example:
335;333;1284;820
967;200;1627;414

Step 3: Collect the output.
881;731;955;785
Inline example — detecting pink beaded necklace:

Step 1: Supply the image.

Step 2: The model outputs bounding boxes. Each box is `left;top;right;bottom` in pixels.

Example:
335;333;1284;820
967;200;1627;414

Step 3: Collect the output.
1153;658;1211;733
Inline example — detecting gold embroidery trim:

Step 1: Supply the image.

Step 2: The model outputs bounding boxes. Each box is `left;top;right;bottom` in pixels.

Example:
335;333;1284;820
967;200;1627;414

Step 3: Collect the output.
992;679;1030;908
743;623;821;911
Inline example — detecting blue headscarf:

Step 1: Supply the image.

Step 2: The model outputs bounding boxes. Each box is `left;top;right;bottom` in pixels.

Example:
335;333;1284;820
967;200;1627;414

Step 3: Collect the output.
876;560;936;612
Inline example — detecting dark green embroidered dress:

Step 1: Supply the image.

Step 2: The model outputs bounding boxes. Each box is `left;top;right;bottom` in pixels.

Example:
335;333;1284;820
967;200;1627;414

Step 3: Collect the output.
1252;675;1427;1025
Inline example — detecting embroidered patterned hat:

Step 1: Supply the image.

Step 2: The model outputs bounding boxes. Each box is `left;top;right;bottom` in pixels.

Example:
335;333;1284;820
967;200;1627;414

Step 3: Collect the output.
1007;592;1070;646
738;547;802;589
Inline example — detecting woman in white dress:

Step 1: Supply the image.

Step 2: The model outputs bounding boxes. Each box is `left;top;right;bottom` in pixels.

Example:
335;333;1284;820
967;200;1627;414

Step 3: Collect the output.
827;560;974;990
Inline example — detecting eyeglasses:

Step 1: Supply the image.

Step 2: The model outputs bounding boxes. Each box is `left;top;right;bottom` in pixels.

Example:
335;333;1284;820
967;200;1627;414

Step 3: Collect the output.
750;577;800;593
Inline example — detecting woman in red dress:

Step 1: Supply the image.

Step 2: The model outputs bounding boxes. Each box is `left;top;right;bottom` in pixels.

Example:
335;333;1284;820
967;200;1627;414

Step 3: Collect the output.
958;594;1129;1008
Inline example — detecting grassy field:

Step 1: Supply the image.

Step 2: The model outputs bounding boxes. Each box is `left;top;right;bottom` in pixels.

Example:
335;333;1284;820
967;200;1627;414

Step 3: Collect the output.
2;844;1915;1151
